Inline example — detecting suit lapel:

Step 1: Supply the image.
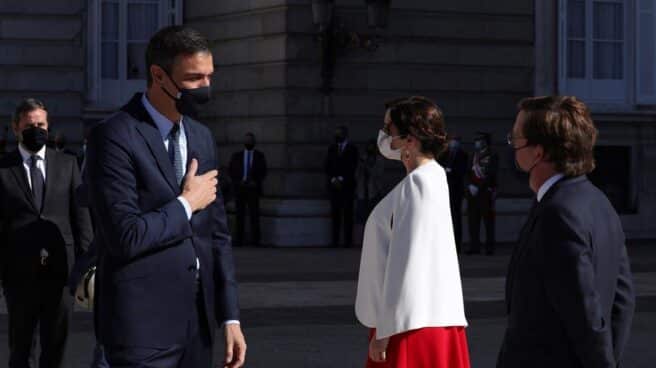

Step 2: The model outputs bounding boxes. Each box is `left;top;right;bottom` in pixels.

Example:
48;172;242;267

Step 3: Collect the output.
127;95;179;192
43;148;60;213
504;175;575;312
505;199;539;313
7;150;37;212
183;117;199;166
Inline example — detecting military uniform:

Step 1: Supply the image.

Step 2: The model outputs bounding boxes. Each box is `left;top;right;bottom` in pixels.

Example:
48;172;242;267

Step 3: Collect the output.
466;134;498;255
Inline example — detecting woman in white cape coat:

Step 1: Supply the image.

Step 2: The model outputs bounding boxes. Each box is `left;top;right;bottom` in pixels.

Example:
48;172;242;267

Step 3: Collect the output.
355;97;471;368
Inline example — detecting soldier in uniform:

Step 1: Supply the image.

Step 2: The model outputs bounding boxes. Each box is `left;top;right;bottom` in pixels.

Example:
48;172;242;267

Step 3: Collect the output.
438;135;468;253
465;132;499;255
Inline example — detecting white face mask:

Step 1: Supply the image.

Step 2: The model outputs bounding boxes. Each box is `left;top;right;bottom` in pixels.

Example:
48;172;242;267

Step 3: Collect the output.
377;130;402;161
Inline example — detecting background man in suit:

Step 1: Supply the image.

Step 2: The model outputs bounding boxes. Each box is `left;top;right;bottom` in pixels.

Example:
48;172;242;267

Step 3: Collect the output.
498;96;635;367
438;135;468;253
465;131;499;255
229;132;267;247
325;125;359;248
0;98;93;368
86;26;246;367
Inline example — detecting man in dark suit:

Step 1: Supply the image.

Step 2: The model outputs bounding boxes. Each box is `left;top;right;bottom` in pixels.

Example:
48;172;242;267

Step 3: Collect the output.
465;131;499;255
0;98;93;368
229;132;267;247
498;96;635;368
325;125;359;248
86;26;246;367
438;135;468;253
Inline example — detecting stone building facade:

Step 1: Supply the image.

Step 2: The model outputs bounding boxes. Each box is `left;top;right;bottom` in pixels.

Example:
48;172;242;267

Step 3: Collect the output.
1;0;654;245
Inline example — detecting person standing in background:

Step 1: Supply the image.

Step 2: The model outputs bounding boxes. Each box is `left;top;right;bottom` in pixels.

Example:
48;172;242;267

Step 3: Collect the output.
229;132;268;247
325;125;359;248
356;139;385;226
439;135;468;253
0;98;93;368
465;132;499;255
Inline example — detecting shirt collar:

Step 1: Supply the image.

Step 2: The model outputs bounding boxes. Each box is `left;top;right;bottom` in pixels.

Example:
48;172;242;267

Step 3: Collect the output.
141;93;184;140
537;173;565;202
18;143;46;162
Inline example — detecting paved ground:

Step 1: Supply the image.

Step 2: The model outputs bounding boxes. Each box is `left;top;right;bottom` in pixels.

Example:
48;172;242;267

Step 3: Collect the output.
2;242;655;367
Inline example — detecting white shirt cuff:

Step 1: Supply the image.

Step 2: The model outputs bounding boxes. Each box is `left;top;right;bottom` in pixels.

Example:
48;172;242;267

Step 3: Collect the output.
177;196;193;220
224;320;240;326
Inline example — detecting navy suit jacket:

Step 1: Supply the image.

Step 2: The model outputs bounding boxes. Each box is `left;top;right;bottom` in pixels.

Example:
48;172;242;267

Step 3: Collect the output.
498;176;635;368
86;94;239;348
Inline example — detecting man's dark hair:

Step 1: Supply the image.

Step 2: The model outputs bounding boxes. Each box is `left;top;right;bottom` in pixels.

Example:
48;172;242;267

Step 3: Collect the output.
12;98;47;125
518;96;597;177
146;26;211;86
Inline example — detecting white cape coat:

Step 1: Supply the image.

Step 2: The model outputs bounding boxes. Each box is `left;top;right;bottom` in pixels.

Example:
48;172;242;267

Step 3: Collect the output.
355;160;468;339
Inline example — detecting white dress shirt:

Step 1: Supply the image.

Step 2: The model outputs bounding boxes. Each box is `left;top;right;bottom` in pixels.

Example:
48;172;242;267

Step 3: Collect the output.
537;173;565;202
355;160;468;339
18;144;47;189
142;93;239;326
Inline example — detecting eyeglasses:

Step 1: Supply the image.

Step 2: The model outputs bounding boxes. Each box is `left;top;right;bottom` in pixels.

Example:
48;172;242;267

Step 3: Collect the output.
507;132;531;150
506;132;526;146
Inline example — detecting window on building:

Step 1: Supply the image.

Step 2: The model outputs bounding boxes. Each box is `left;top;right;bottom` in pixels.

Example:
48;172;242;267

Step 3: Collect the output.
637;0;656;104
588;146;637;214
88;0;182;108
559;0;628;103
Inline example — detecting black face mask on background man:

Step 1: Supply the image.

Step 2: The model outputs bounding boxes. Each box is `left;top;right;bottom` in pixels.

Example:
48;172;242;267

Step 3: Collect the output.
21;126;48;152
161;69;212;120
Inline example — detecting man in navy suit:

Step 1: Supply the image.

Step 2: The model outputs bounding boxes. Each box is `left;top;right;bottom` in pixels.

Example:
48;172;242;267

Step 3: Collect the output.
86;26;246;367
498;96;635;367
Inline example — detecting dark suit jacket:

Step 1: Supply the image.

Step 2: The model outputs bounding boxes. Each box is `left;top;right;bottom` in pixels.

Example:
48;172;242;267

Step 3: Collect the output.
228;149;267;195
86;93;239;349
498;176;635;368
0;148;93;287
438;148;468;198
324;142;359;193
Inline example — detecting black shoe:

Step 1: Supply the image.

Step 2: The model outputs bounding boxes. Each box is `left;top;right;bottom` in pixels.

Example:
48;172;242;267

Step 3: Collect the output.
465;249;481;255
485;249;495;256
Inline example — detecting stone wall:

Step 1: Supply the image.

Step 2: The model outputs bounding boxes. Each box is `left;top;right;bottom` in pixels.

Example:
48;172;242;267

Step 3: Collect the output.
0;0;86;145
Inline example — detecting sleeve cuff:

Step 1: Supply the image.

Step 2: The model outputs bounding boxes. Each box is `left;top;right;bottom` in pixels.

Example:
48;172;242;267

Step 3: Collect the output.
177;196;193;220
223;320;241;326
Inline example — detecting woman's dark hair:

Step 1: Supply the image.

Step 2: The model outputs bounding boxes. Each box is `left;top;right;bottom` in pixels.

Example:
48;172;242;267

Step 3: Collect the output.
518;95;597;176
146;26;211;85
386;96;448;158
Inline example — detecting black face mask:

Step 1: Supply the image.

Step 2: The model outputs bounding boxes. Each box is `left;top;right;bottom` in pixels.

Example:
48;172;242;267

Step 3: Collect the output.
160;69;211;119
21;126;49;152
244;143;255;150
335;135;346;144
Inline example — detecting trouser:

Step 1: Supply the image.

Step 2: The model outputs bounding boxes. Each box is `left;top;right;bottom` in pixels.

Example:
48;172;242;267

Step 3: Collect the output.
330;189;355;247
104;280;212;368
5;280;72;368
235;185;261;246
467;187;496;253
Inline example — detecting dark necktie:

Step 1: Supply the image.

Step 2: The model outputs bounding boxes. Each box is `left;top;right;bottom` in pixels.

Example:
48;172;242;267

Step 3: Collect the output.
244;150;252;180
30;155;45;212
168;124;184;185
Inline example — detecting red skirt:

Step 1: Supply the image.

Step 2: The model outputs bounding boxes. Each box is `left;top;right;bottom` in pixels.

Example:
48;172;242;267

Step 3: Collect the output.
366;327;470;368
